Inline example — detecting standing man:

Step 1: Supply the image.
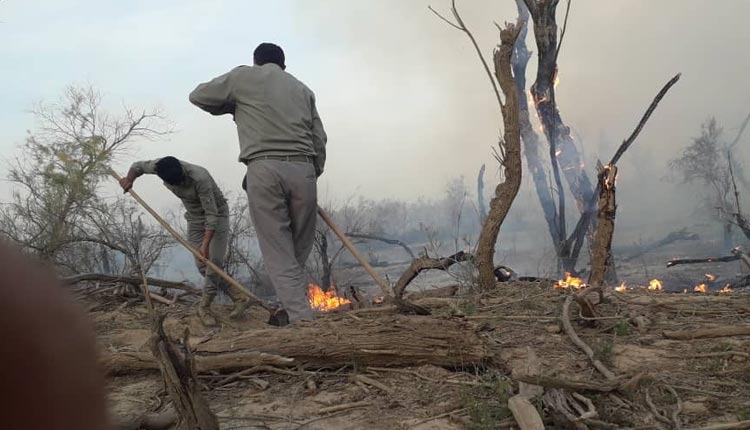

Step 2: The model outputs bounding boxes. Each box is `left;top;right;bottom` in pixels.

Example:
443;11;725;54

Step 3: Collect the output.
189;43;327;325
119;156;251;326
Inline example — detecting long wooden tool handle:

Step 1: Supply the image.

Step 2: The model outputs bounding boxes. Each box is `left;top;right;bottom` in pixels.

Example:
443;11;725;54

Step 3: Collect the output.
108;167;270;310
316;206;392;297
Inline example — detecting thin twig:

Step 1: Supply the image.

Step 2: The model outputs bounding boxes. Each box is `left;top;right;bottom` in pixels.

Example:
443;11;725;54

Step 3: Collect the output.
665;385;683;430
561;295;617;380
429;1;504;109
555;0;572;62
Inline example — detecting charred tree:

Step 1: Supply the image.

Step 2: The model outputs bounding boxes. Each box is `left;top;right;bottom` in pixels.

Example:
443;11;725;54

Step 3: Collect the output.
568;74;681;271
523;0;594;235
588;164;618;287
476;23;525;291
512;0;563;265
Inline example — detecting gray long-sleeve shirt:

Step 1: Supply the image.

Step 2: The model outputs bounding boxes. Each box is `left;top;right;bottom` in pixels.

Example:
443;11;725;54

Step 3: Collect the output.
188;63;327;176
130;159;228;230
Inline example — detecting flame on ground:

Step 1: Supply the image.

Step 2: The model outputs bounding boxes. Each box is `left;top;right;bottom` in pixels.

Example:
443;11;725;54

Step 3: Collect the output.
705;273;717;281
648;279;663;291
720;284;733;294
615;282;627;292
307;283;351;312
555;272;586;289
694;284;707;294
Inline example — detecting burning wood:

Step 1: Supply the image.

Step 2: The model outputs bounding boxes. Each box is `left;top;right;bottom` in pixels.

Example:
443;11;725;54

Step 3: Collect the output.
648;279;663;291
307;283;351;312
554;272;586;289
694;284;708;294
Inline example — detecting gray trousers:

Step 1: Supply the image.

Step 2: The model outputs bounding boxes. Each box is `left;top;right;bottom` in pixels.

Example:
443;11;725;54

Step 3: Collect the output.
187;216;230;297
245;159;316;322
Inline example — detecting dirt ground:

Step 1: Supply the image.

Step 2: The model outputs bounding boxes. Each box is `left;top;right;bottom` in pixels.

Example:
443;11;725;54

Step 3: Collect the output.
78;251;750;430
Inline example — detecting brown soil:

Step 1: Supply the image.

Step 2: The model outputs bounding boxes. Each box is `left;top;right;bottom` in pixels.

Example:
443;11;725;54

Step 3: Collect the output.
77;279;750;430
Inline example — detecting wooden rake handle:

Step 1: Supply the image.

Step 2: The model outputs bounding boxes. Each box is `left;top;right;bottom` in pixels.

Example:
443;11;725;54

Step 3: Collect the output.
107;167;270;311
316;206;392;297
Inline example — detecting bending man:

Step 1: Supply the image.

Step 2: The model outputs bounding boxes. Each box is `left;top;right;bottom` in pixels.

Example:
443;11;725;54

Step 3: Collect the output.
120;156;250;326
189;43;327;325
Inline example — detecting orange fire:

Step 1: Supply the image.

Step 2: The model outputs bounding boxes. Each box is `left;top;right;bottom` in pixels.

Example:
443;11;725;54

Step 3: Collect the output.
615;282;627;292
719;284;733;294
555;272;586;289
648;279;663;291
307;284;351;312
694;284;707;294
705;273;717;281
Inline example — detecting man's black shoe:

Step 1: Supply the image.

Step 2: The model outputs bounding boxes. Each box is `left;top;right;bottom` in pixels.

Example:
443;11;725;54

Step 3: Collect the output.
267;309;289;327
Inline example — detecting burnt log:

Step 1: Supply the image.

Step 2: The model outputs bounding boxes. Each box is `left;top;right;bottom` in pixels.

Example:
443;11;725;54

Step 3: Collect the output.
103;315;490;374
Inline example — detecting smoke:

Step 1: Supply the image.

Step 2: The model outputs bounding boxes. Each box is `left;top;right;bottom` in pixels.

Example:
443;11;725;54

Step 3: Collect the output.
290;0;750;245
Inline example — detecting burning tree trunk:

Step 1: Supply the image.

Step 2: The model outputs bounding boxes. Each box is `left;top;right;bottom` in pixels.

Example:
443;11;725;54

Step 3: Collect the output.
476;23;524;291
588;164;618;287
523;0;595;241
513;0;562;257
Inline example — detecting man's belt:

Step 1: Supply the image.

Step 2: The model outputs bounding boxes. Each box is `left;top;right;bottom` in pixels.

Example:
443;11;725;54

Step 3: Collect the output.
246;154;313;164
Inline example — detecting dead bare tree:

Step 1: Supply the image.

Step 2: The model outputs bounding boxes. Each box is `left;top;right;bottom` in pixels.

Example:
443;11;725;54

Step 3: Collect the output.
669;117;747;249
475;24;525;291
429;2;524;290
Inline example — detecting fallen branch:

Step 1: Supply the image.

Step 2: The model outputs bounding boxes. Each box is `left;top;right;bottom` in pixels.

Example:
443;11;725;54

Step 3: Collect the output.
514;374;619;393
352;374;393;394
102;350;296;375
318;401;372;415
345;232;416;260
508;395;545;430
684;421;750;430
393;251;472;299
63;272;200;294
666;255;740;268
562;295;617;380
663;326;750;340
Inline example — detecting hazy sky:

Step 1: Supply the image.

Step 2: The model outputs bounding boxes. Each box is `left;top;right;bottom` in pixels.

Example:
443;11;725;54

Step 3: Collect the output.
2;0;750;235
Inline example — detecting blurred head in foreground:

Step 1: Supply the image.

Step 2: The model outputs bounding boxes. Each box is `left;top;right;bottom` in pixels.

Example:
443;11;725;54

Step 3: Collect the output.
0;242;109;430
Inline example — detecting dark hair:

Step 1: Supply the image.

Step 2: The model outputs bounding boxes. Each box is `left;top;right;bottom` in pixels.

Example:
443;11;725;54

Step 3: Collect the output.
155;156;184;185
253;43;285;70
